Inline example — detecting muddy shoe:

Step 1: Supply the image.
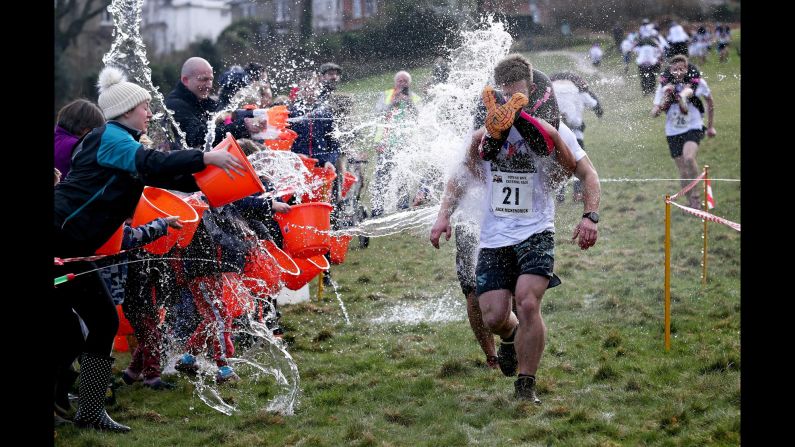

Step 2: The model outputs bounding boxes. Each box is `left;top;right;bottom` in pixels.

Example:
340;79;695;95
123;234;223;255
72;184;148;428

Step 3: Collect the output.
514;375;542;404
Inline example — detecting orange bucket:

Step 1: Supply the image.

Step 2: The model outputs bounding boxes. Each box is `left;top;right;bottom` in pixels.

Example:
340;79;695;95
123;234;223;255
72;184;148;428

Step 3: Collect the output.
95;224;124;255
341;172;358;199
301;167;337;203
261;239;301;276
263;129;298;151
298;154;318;170
132;187;198;255
243;240;301;296
267;105;289;128
283;254;329;291
274;202;333;258
113;335;130;352
242;244;280;297
328;234;353;264
221;272;255;318
116;304;134;336
193;133;266;207
178;194;210;248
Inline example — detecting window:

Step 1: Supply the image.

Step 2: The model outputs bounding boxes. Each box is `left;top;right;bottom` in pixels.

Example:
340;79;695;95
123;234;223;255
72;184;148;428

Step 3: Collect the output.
352;0;362;19
364;0;377;17
276;0;288;22
100;8;113;26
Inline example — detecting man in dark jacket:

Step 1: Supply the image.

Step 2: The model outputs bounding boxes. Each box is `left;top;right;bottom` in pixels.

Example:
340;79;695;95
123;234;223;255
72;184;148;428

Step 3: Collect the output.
165;57;261;150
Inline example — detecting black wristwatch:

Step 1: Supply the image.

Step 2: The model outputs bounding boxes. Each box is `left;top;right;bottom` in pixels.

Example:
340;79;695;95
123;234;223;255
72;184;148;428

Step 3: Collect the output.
582;211;599;224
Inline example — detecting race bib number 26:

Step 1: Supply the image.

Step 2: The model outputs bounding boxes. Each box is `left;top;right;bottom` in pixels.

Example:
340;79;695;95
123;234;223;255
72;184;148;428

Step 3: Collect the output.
491;172;534;218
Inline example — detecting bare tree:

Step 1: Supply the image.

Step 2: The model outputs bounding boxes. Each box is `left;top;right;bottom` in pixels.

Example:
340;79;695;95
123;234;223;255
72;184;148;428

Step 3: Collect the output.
54;0;113;52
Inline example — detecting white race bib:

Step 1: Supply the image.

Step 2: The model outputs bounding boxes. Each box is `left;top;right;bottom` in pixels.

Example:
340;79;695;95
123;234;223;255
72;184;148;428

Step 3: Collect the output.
491;171;534;218
670;107;689;130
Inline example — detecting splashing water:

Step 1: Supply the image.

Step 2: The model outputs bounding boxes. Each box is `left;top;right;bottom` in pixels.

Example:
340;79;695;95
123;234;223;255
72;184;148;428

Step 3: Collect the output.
166;315;300;416
103;0;187;151
370;290;466;325
363;19;513;216
325;279;351;325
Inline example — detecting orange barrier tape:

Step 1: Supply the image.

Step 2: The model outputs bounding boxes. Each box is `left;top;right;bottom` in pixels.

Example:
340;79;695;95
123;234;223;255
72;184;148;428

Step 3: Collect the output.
669;172;706;201
666;200;741;232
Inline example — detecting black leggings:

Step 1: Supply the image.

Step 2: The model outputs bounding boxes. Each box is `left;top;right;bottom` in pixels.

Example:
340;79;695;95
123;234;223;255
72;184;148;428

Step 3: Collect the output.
54;261;119;357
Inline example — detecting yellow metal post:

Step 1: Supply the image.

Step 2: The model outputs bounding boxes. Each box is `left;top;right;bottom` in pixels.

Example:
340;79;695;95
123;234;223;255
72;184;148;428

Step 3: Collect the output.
664;195;671;352
317;274;324;301
702;165;709;286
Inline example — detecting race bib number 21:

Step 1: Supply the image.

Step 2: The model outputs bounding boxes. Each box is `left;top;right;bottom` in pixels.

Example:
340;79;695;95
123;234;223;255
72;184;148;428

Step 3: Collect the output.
491;172;534;218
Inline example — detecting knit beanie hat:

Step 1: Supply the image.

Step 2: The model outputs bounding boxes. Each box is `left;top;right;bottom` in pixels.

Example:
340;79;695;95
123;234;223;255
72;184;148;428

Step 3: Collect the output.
97;66;152;120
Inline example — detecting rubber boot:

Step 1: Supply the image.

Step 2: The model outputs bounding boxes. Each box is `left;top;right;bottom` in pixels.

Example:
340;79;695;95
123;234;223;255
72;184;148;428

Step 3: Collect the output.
73;353;131;433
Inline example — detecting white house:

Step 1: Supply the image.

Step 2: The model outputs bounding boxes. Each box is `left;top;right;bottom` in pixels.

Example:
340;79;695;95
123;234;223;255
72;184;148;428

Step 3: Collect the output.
141;0;232;55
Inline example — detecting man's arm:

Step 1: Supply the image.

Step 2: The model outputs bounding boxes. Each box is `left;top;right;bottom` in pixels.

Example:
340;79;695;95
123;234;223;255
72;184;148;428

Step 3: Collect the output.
572;154;600;250
430;128;484;248
704;95;717;137
536;118;576;180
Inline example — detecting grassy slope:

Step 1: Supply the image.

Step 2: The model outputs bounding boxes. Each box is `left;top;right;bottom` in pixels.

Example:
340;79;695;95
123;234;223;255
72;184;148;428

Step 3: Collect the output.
57;32;741;447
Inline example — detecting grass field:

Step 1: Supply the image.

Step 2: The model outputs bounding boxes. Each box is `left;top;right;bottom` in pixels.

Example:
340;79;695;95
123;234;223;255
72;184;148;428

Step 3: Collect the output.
56;30;741;446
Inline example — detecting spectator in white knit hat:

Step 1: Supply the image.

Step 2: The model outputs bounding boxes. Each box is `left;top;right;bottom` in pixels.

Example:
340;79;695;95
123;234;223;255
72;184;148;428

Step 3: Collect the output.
53;66;243;433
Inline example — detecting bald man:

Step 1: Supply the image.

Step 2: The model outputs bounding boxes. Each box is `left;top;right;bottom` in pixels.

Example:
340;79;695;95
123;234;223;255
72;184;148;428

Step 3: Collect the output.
165;57;261;150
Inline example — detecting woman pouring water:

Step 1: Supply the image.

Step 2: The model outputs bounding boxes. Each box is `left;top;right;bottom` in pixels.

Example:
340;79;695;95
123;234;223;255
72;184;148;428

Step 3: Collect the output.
53;66;242;433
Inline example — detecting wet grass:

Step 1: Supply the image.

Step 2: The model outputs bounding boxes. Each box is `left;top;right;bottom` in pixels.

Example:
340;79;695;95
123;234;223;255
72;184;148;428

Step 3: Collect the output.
56;31;740;446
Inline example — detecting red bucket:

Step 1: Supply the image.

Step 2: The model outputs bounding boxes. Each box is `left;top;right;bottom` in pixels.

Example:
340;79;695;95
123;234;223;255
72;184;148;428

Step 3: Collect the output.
116;304;134;336
298;154;318;170
261;239;301;276
341;172;358;199
263;128;298;151
222;272;255;318
328;234;353;264
274;202;333;258
178;194;210;248
193;133;266;207
283;254;329;291
95;224;124;255
243;240;301;296
301;167;337;203
267;105;289;128
132;187;198;255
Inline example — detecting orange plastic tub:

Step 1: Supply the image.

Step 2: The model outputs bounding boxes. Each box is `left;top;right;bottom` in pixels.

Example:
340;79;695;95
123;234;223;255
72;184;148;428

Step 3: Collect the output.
283;254;329;291
95;224;124;255
301;167;337;203
221;272;255;318
132;187;199;255
242;240;302;296
267;105;289;128
328;234;353;264
178;194;210;248
341;171;358;199
263;128;298;151
193;133;266;207
274;202;333;258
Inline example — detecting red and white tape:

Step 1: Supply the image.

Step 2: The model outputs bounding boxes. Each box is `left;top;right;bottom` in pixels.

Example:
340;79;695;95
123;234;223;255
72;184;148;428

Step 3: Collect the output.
667;200;741;232
669;172;706;201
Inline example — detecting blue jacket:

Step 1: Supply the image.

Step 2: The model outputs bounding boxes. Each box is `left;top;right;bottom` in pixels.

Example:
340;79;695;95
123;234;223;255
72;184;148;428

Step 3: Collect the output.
288;100;341;166
54;121;205;257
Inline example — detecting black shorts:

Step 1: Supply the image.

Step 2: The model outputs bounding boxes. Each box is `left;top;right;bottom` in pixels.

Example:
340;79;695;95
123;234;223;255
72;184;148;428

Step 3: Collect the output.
666;128;704;158
454;224;479;297
475;230;561;296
